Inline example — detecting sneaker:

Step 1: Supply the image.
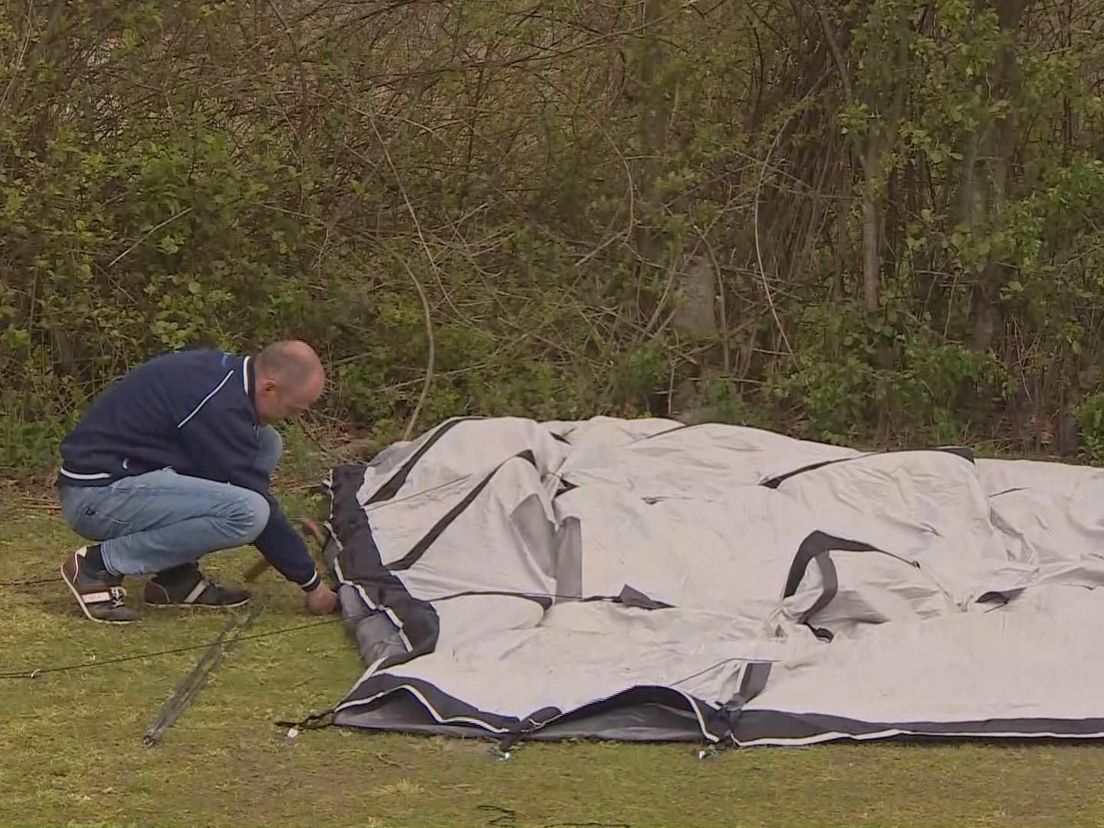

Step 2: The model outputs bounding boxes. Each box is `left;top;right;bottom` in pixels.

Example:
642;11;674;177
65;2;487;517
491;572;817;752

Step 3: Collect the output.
144;563;250;608
60;546;140;624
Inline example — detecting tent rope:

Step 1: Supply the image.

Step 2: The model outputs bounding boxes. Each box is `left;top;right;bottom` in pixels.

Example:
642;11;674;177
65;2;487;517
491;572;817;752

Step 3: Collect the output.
0;616;344;679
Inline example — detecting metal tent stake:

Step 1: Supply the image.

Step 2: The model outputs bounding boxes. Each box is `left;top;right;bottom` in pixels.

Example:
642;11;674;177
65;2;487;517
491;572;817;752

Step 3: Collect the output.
143;603;263;746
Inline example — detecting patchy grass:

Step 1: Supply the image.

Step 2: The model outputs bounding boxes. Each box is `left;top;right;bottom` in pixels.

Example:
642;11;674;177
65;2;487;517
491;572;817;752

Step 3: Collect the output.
3;498;1104;828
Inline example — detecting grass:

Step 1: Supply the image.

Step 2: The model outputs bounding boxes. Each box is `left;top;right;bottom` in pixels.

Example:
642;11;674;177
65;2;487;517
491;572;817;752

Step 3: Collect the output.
3;480;1104;827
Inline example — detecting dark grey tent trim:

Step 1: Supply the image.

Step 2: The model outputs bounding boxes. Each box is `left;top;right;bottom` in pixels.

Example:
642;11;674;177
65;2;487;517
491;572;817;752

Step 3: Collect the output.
335;674;524;734
387;450;538;571
519;685;730;743
364;416;480;505
732;710;1104;745
760;446;975;489
328;463;441;670
638;423;697;441
782;531;880;642
334;674;730;742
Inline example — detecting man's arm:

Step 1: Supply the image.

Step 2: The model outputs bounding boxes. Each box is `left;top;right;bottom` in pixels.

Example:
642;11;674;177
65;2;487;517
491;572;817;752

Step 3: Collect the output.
252;499;321;591
175;382;320;590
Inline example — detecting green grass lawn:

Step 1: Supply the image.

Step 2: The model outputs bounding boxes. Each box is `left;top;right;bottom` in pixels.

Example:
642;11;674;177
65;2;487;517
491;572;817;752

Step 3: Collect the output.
3;499;1104;827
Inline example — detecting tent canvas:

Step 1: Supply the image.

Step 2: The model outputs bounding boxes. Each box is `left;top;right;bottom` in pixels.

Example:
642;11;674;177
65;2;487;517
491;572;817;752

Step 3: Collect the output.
315;416;1104;746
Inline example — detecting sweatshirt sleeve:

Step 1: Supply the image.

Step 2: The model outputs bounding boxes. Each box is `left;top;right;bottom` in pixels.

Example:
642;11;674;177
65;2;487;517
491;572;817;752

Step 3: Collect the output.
252;501;321;590
174;371;320;590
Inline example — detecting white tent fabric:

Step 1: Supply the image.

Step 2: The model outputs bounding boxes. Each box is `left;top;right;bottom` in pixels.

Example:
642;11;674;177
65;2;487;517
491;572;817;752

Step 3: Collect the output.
321;416;1104;746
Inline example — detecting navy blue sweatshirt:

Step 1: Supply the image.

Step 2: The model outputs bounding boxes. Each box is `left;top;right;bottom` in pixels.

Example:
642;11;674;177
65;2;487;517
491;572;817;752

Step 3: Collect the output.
57;349;320;591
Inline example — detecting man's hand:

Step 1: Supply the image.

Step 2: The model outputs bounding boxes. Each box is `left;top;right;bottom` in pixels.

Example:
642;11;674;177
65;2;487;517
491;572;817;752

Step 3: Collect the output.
305;582;339;615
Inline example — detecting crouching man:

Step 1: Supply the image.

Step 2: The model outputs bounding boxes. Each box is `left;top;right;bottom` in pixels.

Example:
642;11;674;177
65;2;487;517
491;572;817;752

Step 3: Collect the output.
55;340;339;623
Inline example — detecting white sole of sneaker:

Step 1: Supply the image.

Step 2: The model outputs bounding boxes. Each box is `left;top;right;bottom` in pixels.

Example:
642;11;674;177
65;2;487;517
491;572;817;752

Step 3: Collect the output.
59;557;134;625
143;578;250;609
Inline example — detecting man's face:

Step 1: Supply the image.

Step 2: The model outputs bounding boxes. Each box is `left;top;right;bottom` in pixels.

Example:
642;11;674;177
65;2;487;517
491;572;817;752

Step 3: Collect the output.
255;369;324;424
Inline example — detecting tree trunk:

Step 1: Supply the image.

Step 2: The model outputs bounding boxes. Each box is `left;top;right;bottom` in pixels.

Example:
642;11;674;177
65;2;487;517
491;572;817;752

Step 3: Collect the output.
812;0;909;315
967;0;1032;352
832;158;848;299
634;0;669;267
862;147;881;313
1;0;68;120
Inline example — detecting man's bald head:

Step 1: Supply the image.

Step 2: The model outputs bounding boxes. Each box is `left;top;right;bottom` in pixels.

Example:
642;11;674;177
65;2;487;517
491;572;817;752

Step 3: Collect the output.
253;340;325;424
256;340;322;385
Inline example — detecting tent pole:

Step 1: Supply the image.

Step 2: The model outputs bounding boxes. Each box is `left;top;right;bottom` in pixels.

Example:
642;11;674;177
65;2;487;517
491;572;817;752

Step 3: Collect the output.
143;603;263;746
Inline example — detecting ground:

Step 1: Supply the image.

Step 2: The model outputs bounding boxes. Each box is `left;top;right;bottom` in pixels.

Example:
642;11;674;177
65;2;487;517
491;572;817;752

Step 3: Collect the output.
3;491;1104;827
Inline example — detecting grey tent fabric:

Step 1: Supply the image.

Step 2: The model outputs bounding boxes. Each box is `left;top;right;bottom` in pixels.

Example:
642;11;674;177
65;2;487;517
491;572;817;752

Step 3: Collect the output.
320;416;1104;746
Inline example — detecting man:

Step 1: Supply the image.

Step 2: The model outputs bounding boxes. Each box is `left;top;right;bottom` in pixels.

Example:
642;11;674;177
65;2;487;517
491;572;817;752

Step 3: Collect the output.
55;340;339;623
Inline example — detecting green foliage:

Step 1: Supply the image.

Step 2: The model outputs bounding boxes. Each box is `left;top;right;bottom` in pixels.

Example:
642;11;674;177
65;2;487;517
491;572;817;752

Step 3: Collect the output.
0;411;62;475
5;0;1104;475
771;301;1013;444
691;375;772;429
1075;393;1104;464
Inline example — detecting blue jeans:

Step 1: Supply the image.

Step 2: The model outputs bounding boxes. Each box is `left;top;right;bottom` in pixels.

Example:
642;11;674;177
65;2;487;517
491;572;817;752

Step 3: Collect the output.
59;426;282;577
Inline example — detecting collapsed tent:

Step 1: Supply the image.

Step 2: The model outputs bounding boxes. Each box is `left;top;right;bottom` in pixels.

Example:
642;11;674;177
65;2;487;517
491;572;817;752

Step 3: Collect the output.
315;416;1104;746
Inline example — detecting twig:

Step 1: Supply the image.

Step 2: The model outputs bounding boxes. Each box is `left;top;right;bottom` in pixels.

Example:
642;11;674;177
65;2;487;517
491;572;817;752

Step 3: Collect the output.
359;109;444;440
364;104;475;328
641;257;681;339
390;252;436;441
293;416;336;461
0;0;64;117
283;482;322;492
746;68;834;356
107;207;194;269
261;0;309;106
374;751;407;769
809;1;855;102
754;118;794;357
575;126;638;267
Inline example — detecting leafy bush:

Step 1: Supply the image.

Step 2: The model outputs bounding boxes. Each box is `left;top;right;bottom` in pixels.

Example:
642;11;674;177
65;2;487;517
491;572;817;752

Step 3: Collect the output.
4;1;1104;477
1075;394;1104;464
770;301;1013;445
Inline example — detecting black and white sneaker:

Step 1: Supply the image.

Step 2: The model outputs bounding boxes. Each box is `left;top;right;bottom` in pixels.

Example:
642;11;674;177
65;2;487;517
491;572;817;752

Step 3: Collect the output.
60;546;140;624
144;563;250;609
